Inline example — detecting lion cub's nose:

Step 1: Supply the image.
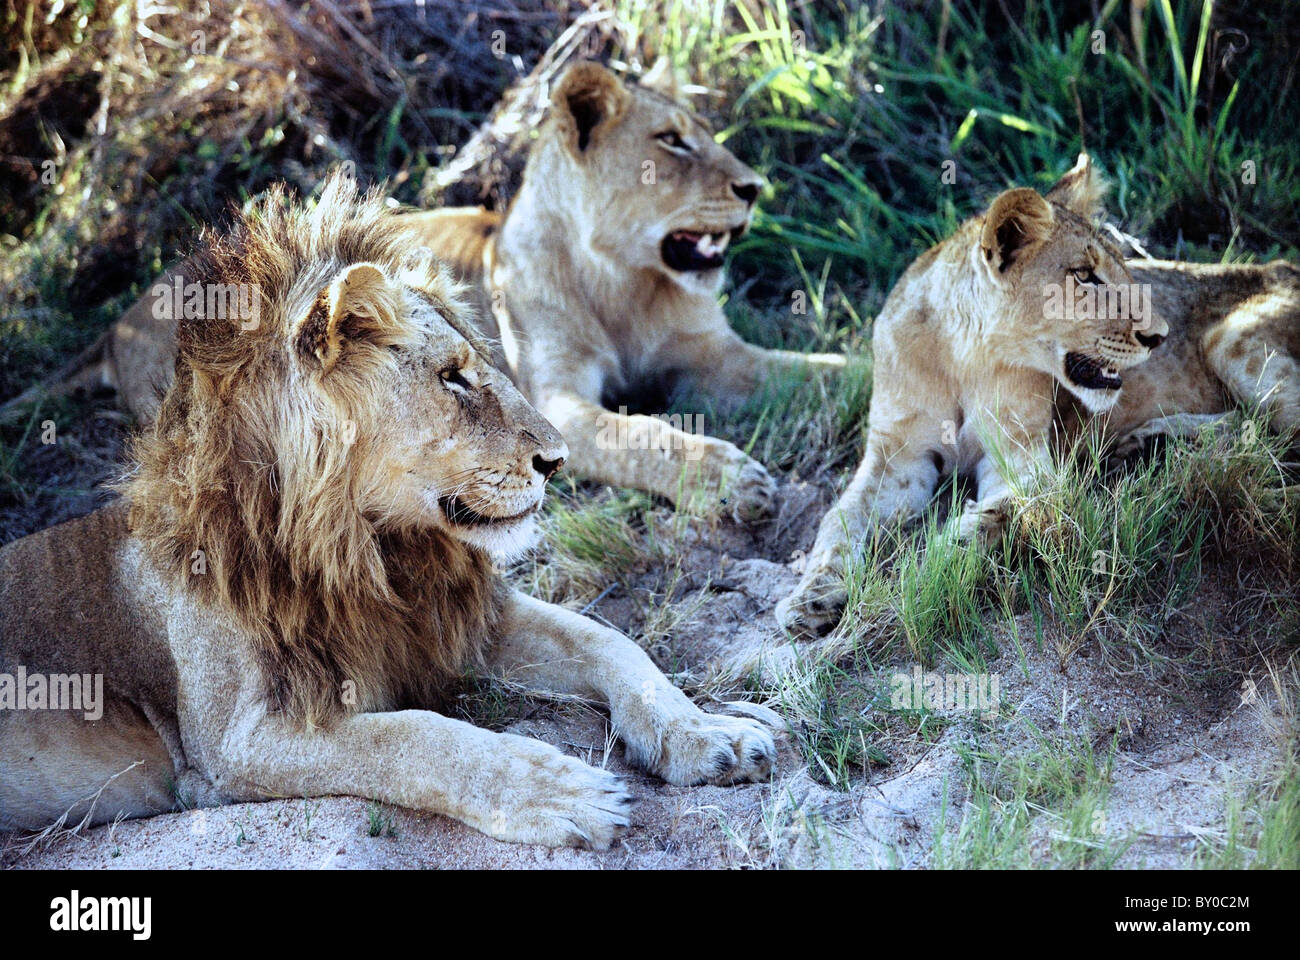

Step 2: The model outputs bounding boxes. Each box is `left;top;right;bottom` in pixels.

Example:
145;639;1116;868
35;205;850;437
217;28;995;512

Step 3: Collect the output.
1136;332;1166;349
532;453;565;481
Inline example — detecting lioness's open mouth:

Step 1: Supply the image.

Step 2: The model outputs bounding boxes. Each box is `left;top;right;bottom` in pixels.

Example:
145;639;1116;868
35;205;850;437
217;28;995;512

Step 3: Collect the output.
661;227;742;272
1064;351;1123;391
439;496;539;528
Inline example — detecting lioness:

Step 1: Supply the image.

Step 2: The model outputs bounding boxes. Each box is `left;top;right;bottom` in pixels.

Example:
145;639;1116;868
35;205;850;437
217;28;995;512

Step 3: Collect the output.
0;175;776;848
777;154;1299;635
405;60;846;521
5;61;844;521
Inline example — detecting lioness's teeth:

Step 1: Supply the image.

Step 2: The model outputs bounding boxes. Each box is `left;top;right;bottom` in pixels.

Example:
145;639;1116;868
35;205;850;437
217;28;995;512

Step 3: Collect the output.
696;233;729;258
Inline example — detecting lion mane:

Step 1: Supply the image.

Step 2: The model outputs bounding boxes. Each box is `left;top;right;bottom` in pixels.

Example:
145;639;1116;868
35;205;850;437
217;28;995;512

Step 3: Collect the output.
123;177;502;728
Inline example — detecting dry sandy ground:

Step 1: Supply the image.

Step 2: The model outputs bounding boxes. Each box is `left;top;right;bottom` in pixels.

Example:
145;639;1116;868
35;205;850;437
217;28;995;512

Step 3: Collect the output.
2;481;1289;870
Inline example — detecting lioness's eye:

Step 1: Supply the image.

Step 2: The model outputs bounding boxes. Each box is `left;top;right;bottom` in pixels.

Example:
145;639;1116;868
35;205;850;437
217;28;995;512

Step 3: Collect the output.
656;130;690;152
440;366;471;391
1070;268;1101;285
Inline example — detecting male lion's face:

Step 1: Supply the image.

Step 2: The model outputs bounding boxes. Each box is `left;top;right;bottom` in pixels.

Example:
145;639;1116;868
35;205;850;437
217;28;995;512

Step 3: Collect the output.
296;259;567;558
976;157;1169;413
548;61;764;296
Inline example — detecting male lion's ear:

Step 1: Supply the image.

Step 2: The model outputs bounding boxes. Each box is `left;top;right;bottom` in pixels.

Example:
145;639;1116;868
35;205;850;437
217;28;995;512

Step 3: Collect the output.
639;56;683;102
980;188;1054;277
1045;152;1108;217
297;263;397;374
553;61;629;154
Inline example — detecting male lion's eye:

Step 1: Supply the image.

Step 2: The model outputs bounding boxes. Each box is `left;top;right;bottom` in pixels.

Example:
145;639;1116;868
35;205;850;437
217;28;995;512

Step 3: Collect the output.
440;367;471;391
1070;268;1101;285
655;130;690;152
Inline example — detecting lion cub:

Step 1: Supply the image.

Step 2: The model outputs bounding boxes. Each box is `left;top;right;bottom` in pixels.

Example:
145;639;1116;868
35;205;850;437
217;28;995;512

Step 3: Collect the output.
777;154;1299;636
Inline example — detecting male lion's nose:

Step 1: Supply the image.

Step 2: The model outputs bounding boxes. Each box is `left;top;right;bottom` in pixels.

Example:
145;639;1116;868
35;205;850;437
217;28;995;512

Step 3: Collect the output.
731;179;761;205
532;452;565;480
1136;332;1165;349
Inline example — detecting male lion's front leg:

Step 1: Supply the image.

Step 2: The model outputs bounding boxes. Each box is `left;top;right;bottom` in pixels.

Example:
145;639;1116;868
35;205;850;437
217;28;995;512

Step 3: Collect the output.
540;391;777;522
175;619;633;849
205;706;632;849
488;591;778;786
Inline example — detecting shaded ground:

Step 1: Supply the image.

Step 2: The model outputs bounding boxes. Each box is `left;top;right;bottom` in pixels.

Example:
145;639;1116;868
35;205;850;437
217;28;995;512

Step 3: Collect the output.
2;471;1292;869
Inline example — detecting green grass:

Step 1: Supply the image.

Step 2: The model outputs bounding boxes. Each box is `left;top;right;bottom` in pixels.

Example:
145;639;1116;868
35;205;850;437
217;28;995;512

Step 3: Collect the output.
935;720;1130;869
3;0;1298;869
1196;665;1300;869
365;802;398;839
618;0;1298;335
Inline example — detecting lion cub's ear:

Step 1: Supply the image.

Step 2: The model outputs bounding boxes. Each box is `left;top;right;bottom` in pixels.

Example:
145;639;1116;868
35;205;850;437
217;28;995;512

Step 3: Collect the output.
980;187;1054;278
553;61;630;154
1045;152;1108;217
297;263;398;375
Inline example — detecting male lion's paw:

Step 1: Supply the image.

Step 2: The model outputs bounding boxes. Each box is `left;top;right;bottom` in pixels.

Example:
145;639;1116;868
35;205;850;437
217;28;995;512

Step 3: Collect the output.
481;736;632;850
775;555;849;638
723;457;778;523
653;711;778;786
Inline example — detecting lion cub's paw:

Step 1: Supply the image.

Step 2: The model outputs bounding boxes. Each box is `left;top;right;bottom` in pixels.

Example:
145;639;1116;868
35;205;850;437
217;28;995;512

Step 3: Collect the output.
953;499;1009;545
775;555;849;638
482;736;632;849
724;457;778;524
655;711;778;786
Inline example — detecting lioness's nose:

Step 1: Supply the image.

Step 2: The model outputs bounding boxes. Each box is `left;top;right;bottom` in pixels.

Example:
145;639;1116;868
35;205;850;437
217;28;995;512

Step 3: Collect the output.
1136;332;1165;349
731;179;761;205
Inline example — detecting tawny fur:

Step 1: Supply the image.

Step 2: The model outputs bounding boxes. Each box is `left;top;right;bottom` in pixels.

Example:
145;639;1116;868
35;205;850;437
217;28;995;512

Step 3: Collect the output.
778;154;1299;636
122;182;500;727
2;174;779;845
25;61;845;522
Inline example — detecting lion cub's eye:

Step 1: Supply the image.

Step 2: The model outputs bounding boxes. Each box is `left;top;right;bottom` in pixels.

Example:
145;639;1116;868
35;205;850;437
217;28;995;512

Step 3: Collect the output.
655;130;691;152
439;366;472;391
1070;268;1102;285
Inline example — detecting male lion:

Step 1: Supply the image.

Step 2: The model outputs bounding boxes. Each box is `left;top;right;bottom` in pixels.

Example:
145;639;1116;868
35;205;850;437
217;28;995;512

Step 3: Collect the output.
0;175;776;848
777;154;1299;636
9;61;844;521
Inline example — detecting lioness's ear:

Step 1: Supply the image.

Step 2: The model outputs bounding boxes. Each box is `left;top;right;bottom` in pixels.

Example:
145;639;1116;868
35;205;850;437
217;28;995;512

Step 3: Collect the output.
1045;152;1108;217
553;61;629;154
639;56;683;102
980;188;1054;277
297;263;398;374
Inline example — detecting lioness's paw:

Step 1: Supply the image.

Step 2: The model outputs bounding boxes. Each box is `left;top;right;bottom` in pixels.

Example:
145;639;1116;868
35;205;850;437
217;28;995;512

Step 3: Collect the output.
480;737;632;849
723;458;777;523
653;711;778;786
775;556;849;638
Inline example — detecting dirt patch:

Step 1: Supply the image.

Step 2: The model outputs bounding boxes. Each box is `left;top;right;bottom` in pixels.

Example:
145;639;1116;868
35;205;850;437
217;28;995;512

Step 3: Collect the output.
3;471;1292;869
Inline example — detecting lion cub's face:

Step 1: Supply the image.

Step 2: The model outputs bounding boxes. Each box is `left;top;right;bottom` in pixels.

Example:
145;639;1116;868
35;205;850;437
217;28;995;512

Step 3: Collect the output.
975;157;1169;413
545;61;764;296
295;259;567;558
